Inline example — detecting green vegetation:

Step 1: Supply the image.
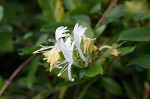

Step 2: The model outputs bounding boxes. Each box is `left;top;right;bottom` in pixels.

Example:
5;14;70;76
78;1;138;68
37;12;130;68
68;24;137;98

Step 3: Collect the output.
0;0;150;99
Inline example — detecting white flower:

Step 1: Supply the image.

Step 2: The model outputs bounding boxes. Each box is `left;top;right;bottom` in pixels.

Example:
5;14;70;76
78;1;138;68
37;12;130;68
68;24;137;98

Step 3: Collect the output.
58;37;75;81
33;26;69;53
73;23;87;64
55;26;69;43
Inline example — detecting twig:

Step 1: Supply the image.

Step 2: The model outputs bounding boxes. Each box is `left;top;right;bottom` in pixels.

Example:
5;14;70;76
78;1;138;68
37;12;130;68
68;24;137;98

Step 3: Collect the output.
0;55;36;96
96;0;118;27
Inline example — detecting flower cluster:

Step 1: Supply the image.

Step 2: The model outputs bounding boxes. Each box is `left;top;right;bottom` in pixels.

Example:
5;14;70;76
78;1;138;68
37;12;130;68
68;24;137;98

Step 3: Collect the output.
33;23;120;81
33;23;98;81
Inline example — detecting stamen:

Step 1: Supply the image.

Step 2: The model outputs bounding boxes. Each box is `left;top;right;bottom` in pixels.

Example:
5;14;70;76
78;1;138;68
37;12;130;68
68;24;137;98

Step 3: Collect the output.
99;45;112;51
59;63;69;73
57;63;69;76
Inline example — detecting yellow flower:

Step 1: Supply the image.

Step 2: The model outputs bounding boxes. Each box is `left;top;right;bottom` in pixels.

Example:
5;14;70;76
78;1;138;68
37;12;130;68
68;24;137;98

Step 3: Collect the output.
43;48;60;72
99;45;120;57
110;49;120;57
83;37;95;53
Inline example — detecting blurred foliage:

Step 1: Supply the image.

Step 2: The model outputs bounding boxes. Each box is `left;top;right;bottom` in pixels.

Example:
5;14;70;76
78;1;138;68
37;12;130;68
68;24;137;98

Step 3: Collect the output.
0;0;150;99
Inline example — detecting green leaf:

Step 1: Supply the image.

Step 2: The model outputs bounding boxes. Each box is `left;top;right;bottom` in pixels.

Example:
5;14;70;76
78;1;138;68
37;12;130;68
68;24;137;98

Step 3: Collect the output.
128;55;150;68
0;77;4;89
118;28;150;42
90;2;101;13
33;89;53;99
102;77;122;95
68;4;89;16
18;47;38;55
38;0;56;22
0;6;3;21
118;46;135;56
62;0;77;11
105;5;127;24
134;11;150;21
84;63;103;77
123;82;137;99
41;23;73;33
58;87;68;99
23;32;33;40
94;25;106;38
71;15;91;26
36;34;48;46
0;25;13;52
54;0;65;22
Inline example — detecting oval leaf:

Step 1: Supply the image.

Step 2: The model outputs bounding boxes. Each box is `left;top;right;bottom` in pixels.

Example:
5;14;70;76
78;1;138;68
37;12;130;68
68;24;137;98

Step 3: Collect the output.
118;46;135;56
0;6;3;21
118;28;150;41
128;55;150;68
84;63;103;77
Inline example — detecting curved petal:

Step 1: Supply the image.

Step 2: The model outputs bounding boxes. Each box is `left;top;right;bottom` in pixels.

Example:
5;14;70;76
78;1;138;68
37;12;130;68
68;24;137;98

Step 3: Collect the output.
59;38;73;63
33;46;55;53
55;26;69;41
68;63;74;81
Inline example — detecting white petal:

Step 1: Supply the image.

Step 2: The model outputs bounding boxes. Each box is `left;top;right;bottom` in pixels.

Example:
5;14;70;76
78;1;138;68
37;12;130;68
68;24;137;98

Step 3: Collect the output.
73;23;87;63
33;46;55;53
55;26;69;41
65;37;72;50
68;63;74;81
77;46;87;62
59;38;73;63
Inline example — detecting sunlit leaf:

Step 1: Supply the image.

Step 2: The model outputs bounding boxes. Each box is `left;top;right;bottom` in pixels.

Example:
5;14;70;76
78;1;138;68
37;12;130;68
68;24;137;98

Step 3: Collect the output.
0;6;3;21
54;0;65;22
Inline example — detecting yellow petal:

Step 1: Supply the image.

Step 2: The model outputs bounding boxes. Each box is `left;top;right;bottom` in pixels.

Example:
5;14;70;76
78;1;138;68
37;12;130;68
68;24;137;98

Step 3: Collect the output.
110;49;120;56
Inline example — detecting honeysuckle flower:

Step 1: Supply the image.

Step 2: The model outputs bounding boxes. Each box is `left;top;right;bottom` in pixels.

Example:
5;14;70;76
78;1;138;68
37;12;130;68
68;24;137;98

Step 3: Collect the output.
58;37;75;81
43;47;60;72
99;45;120;56
73;23;87;64
33;26;69;71
55;26;69;43
33;23;120;81
83;37;95;53
33;26;69;54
